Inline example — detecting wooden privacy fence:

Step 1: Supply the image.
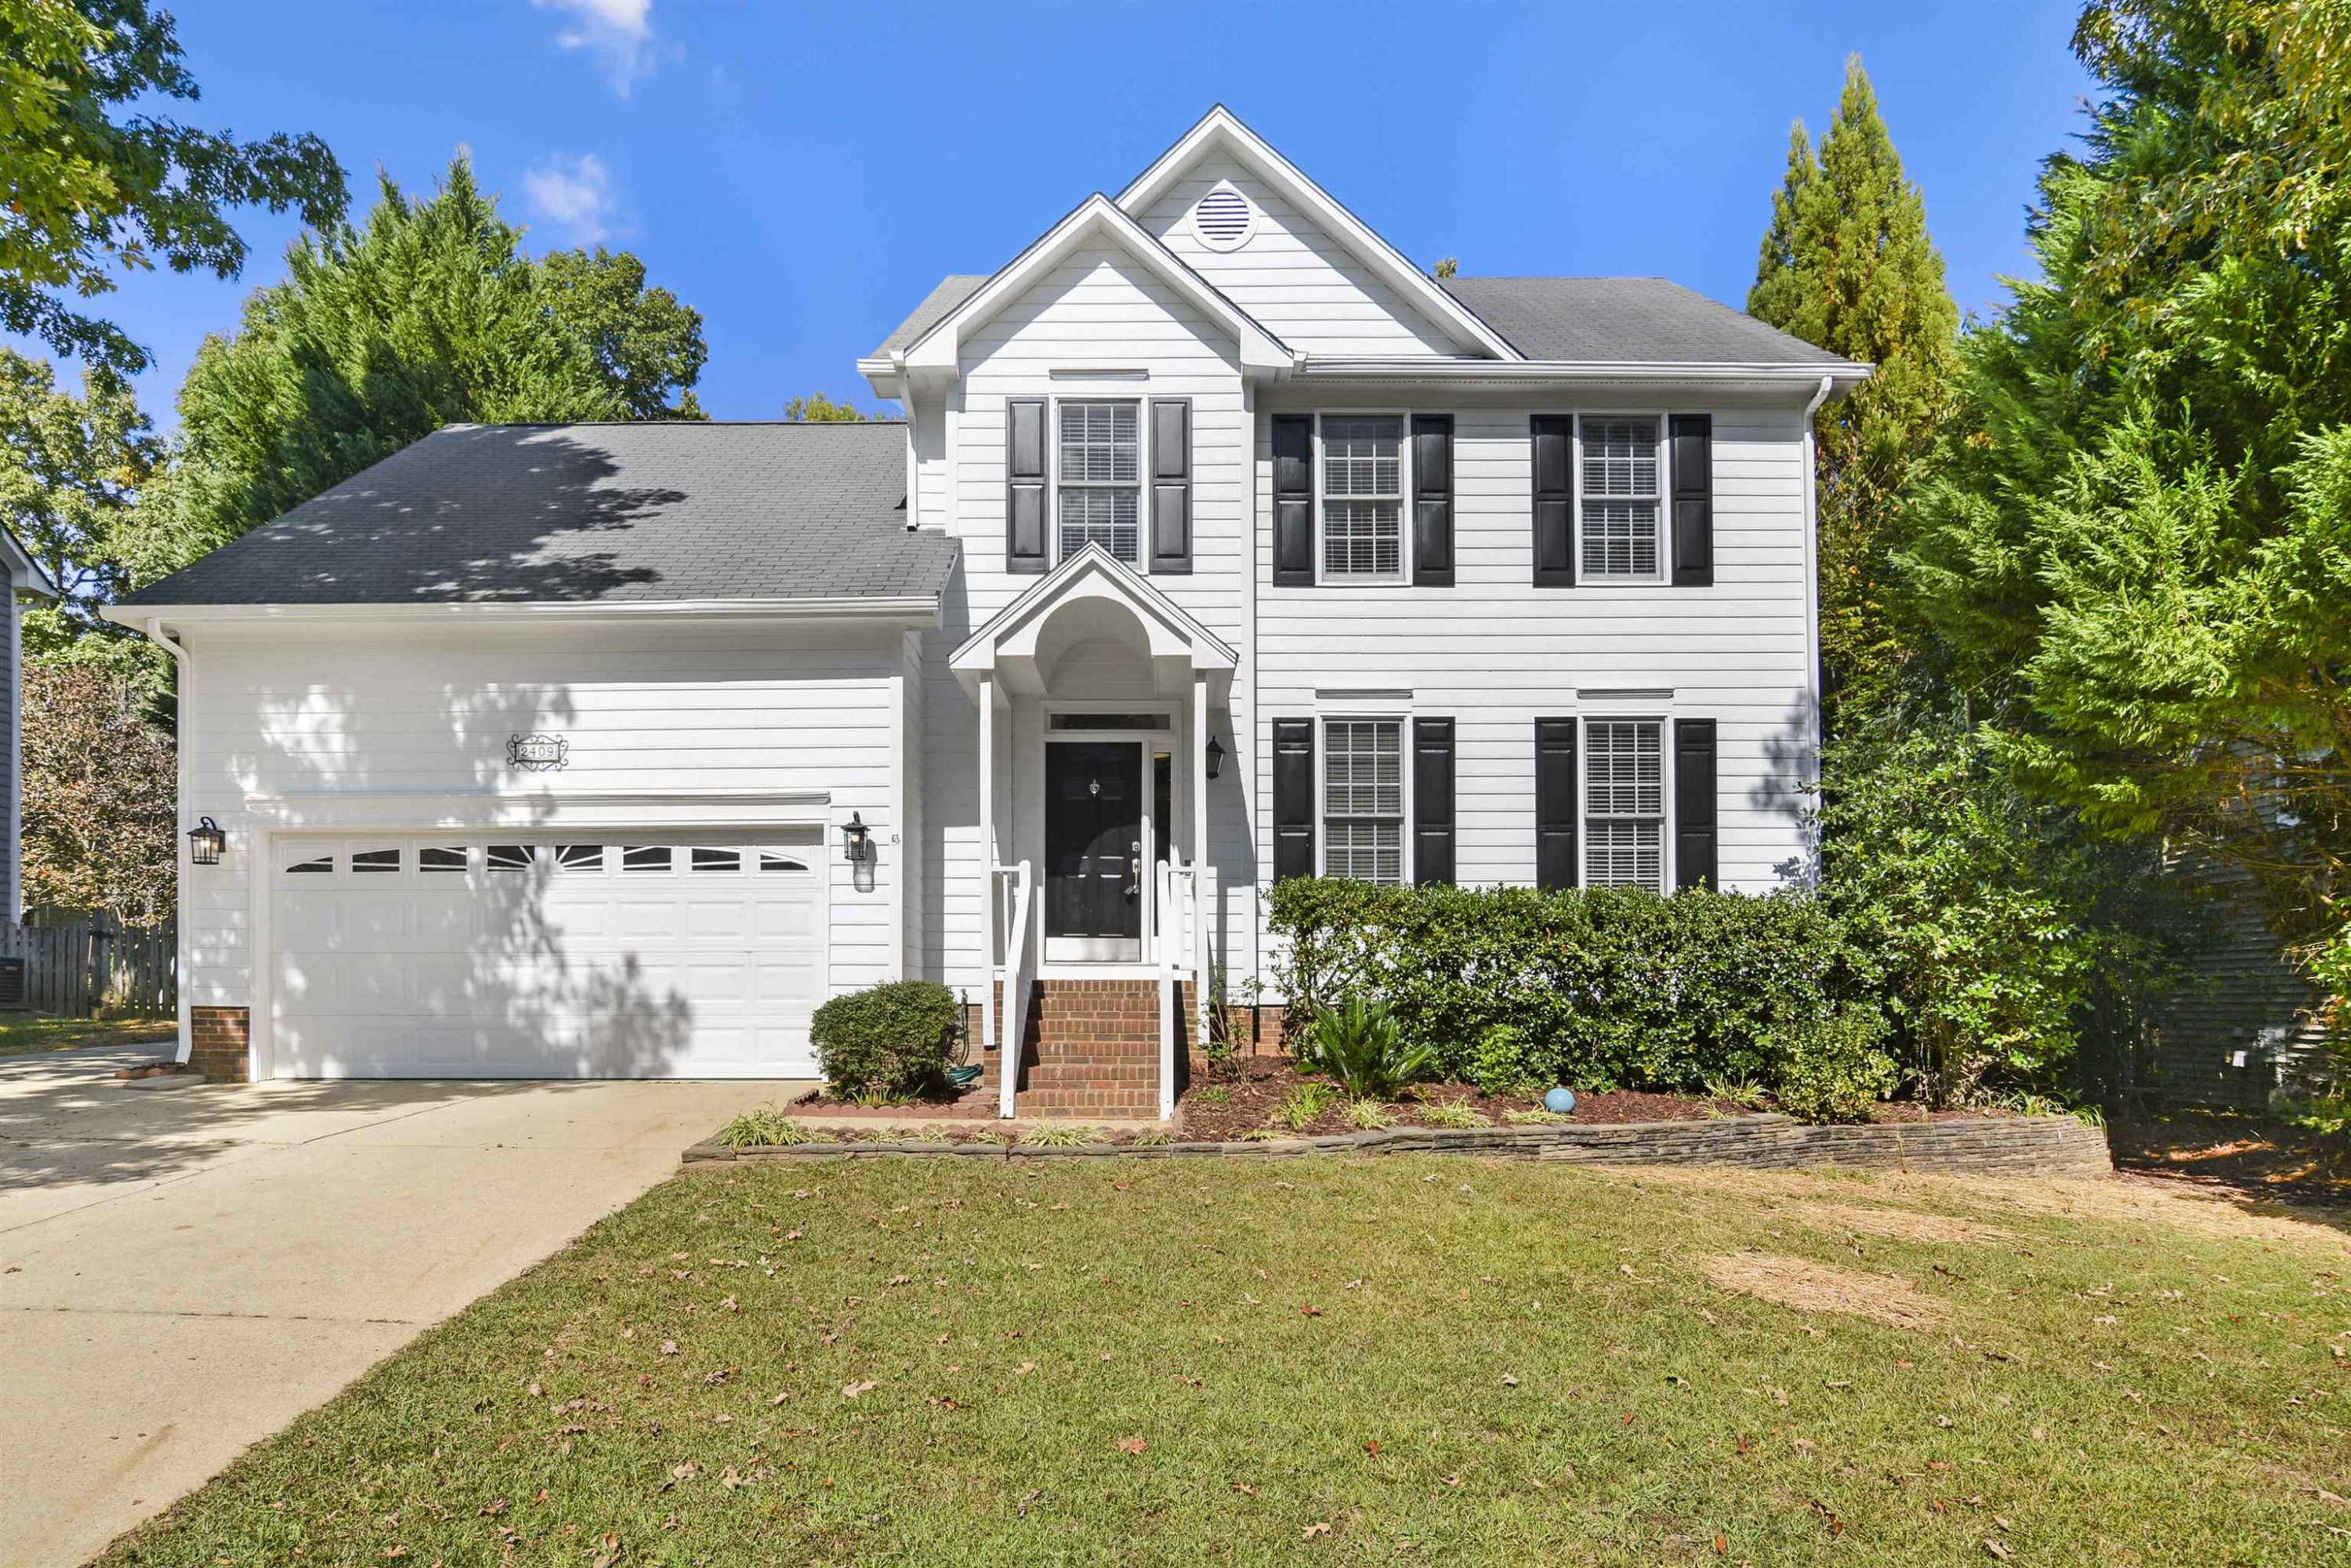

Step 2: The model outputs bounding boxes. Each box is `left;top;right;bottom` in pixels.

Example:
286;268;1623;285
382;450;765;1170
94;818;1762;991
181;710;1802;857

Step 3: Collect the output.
0;921;176;1017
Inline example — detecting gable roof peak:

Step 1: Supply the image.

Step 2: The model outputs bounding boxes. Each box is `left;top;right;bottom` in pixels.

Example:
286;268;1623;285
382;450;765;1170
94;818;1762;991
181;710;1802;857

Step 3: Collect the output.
1116;107;1521;362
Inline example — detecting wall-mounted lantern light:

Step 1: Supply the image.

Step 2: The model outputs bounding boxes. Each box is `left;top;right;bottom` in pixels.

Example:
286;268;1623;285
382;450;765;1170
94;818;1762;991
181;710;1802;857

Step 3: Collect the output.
1204;734;1226;780
841;812;874;864
187;816;226;867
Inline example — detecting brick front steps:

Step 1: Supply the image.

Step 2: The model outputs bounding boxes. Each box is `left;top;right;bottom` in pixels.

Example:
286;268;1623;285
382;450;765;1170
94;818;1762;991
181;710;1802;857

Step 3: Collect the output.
685;1111;2114;1175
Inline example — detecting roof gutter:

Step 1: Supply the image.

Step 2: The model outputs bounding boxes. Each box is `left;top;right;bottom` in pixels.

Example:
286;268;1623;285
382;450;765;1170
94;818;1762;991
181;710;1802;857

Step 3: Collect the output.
1294;357;1872;385
99;596;944;630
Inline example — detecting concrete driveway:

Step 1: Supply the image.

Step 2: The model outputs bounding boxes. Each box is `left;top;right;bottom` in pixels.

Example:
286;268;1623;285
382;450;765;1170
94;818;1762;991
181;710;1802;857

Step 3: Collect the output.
0;1044;802;1568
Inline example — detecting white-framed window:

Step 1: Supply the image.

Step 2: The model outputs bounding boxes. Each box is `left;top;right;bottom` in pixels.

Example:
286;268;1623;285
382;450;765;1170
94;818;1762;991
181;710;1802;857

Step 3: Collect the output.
1578;415;1665;581
1322;717;1406;884
1584;718;1666;890
1319;414;1407;582
1056;400;1140;564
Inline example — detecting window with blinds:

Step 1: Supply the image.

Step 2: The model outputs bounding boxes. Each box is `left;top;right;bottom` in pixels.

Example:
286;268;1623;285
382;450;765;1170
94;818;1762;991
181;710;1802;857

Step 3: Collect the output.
1321;415;1404;580
1585;718;1665;890
1580;417;1662;579
1057;401;1139;563
1324;718;1404;883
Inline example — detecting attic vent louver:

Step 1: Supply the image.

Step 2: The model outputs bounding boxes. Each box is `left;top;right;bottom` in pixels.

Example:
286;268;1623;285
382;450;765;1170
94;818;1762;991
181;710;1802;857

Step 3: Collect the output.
1192;183;1255;252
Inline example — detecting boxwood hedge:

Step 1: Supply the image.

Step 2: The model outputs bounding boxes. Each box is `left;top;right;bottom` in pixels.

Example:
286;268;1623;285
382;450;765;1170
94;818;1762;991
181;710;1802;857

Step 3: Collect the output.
1265;878;1875;1096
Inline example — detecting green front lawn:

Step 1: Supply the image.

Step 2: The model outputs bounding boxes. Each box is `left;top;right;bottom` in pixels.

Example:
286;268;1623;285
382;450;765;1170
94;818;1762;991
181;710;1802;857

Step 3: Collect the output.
0;1014;175;1056
97;1157;2348;1566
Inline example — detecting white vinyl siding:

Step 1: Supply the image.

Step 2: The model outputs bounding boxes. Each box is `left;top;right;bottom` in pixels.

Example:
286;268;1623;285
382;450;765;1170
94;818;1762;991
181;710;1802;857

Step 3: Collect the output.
1583;719;1665;891
1057;401;1141;563
1257;404;1813;906
936;244;1256;990
176;624;906;1027
1323;718;1404;883
1580;416;1663;581
1320;415;1404;581
1139;159;1469;356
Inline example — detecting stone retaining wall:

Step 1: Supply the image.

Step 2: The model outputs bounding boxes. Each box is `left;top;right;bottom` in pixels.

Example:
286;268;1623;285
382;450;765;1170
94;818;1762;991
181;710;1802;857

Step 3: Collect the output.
686;1112;2113;1176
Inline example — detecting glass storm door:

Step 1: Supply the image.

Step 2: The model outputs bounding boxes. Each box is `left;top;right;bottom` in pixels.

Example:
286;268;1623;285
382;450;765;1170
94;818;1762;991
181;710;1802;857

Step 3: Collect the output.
1044;741;1143;961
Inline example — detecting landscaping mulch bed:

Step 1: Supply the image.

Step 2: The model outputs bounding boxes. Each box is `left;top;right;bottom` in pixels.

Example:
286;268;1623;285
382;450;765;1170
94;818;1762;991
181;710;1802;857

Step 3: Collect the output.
1173;1056;1745;1143
788;1085;996;1119
2109;1106;2351;1204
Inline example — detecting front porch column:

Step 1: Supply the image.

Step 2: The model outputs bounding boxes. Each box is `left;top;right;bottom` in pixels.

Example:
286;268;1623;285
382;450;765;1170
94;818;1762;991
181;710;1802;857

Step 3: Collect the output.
978;671;994;1054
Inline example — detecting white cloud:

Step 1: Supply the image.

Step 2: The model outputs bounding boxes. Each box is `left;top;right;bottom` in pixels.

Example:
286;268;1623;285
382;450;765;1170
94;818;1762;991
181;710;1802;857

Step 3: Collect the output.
531;0;657;98
522;153;625;244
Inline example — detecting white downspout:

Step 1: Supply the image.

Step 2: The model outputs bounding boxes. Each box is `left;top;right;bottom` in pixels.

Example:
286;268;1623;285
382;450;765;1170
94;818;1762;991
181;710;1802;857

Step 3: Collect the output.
1799;375;1834;880
137;618;194;1065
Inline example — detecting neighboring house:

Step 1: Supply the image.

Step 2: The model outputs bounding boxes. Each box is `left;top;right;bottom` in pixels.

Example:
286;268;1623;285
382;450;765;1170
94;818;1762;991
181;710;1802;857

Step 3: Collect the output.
2;527;59;925
106;107;1867;1106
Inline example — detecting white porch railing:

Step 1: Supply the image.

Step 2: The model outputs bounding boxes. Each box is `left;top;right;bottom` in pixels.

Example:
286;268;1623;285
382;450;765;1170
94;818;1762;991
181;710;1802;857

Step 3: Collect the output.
1156;855;1217;1120
987;861;1033;1120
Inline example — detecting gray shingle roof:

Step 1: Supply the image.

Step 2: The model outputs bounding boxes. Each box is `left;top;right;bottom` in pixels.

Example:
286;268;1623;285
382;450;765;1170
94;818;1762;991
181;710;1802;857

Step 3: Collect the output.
121;421;959;607
1438;277;1858;366
872;275;987;357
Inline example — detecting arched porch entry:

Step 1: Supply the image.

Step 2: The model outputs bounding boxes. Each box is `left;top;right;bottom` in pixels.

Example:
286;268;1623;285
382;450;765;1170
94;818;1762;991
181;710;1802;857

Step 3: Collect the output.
950;546;1236;1116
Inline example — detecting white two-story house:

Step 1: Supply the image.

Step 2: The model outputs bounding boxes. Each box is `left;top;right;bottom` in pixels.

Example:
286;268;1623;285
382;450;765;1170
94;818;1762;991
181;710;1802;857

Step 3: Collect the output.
110;107;1865;1113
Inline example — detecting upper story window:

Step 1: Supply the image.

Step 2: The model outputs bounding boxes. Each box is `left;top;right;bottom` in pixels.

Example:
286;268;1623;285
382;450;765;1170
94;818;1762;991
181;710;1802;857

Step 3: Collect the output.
1585;718;1665;890
1058;401;1139;564
1580;417;1663;580
1324;717;1404;883
1320;415;1404;582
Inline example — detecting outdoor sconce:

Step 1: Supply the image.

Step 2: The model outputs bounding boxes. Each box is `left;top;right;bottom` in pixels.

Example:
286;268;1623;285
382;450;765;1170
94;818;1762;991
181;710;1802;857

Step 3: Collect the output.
1205;734;1226;780
187;817;226;867
841;812;874;864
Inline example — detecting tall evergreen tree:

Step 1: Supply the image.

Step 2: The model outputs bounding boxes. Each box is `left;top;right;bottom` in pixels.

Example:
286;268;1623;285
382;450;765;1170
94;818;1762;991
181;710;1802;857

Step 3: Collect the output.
121;153;708;585
1749;56;1960;720
1901;0;2351;960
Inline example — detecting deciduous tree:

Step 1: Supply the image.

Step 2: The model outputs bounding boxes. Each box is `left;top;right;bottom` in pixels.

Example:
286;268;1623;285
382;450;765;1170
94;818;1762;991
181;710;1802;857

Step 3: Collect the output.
0;346;158;654
0;0;346;372
20;659;176;928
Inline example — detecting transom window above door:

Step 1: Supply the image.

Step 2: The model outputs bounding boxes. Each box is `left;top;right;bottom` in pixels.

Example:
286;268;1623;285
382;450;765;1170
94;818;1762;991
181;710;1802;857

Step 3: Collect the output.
1321;415;1404;581
1058;401;1140;563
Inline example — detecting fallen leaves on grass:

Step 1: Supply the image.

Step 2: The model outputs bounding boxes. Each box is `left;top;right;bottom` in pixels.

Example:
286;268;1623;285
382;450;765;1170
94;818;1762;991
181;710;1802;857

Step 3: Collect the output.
1701;1252;1951;1331
1795;1202;2013;1248
1117;1436;1147;1455
841;1380;876;1400
1302;1521;1331;1537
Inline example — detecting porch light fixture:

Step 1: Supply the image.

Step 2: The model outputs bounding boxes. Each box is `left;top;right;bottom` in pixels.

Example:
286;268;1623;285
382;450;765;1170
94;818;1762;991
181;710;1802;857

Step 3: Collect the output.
841;812;874;864
1204;734;1226;780
187;816;226;867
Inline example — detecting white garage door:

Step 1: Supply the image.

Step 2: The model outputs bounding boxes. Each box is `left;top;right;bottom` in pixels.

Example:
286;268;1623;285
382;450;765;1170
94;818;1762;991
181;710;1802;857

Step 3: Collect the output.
270;833;828;1078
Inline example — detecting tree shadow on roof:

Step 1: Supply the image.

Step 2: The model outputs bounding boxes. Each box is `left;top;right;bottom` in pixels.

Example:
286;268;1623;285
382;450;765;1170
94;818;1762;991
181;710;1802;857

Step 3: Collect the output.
230;425;691;603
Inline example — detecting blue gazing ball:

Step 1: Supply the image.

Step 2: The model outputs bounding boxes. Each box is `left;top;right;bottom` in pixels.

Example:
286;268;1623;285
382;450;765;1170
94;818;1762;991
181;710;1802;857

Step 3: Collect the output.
1544;1086;1578;1115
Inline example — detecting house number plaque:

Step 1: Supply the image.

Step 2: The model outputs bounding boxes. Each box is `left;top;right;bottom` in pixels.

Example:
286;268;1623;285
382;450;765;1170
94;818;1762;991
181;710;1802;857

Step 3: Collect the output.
506;733;569;772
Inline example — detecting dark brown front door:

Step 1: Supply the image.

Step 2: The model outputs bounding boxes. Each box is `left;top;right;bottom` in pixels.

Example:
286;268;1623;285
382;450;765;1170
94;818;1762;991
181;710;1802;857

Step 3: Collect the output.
1045;742;1143;951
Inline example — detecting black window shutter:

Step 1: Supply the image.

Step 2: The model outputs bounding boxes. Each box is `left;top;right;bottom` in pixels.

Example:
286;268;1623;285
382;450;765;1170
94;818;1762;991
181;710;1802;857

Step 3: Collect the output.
1674;717;1718;890
1412;716;1455;885
1535;717;1579;889
1411;415;1454;587
1006;397;1048;574
1670;413;1712;587
1272;415;1314;586
1272;719;1316;880
1531;416;1574;587
1150;397;1191;574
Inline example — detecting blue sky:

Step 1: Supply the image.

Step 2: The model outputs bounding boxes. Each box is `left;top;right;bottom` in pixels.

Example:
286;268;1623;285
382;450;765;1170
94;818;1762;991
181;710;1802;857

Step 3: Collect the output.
61;0;2095;426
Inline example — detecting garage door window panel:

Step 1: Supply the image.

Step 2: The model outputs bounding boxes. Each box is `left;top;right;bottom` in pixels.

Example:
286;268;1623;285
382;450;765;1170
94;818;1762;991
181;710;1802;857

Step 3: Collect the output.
487;845;535;873
351;848;401;875
691;848;742;875
555;844;606;873
419;846;467;874
622;846;672;874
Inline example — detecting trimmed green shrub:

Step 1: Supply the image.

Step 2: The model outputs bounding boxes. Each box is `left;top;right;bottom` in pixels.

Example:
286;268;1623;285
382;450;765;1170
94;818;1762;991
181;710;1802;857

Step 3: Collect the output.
1266;878;1867;1098
1467;1023;1546;1098
811;980;959;1097
1295;998;1435;1099
1772;1003;1898;1124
